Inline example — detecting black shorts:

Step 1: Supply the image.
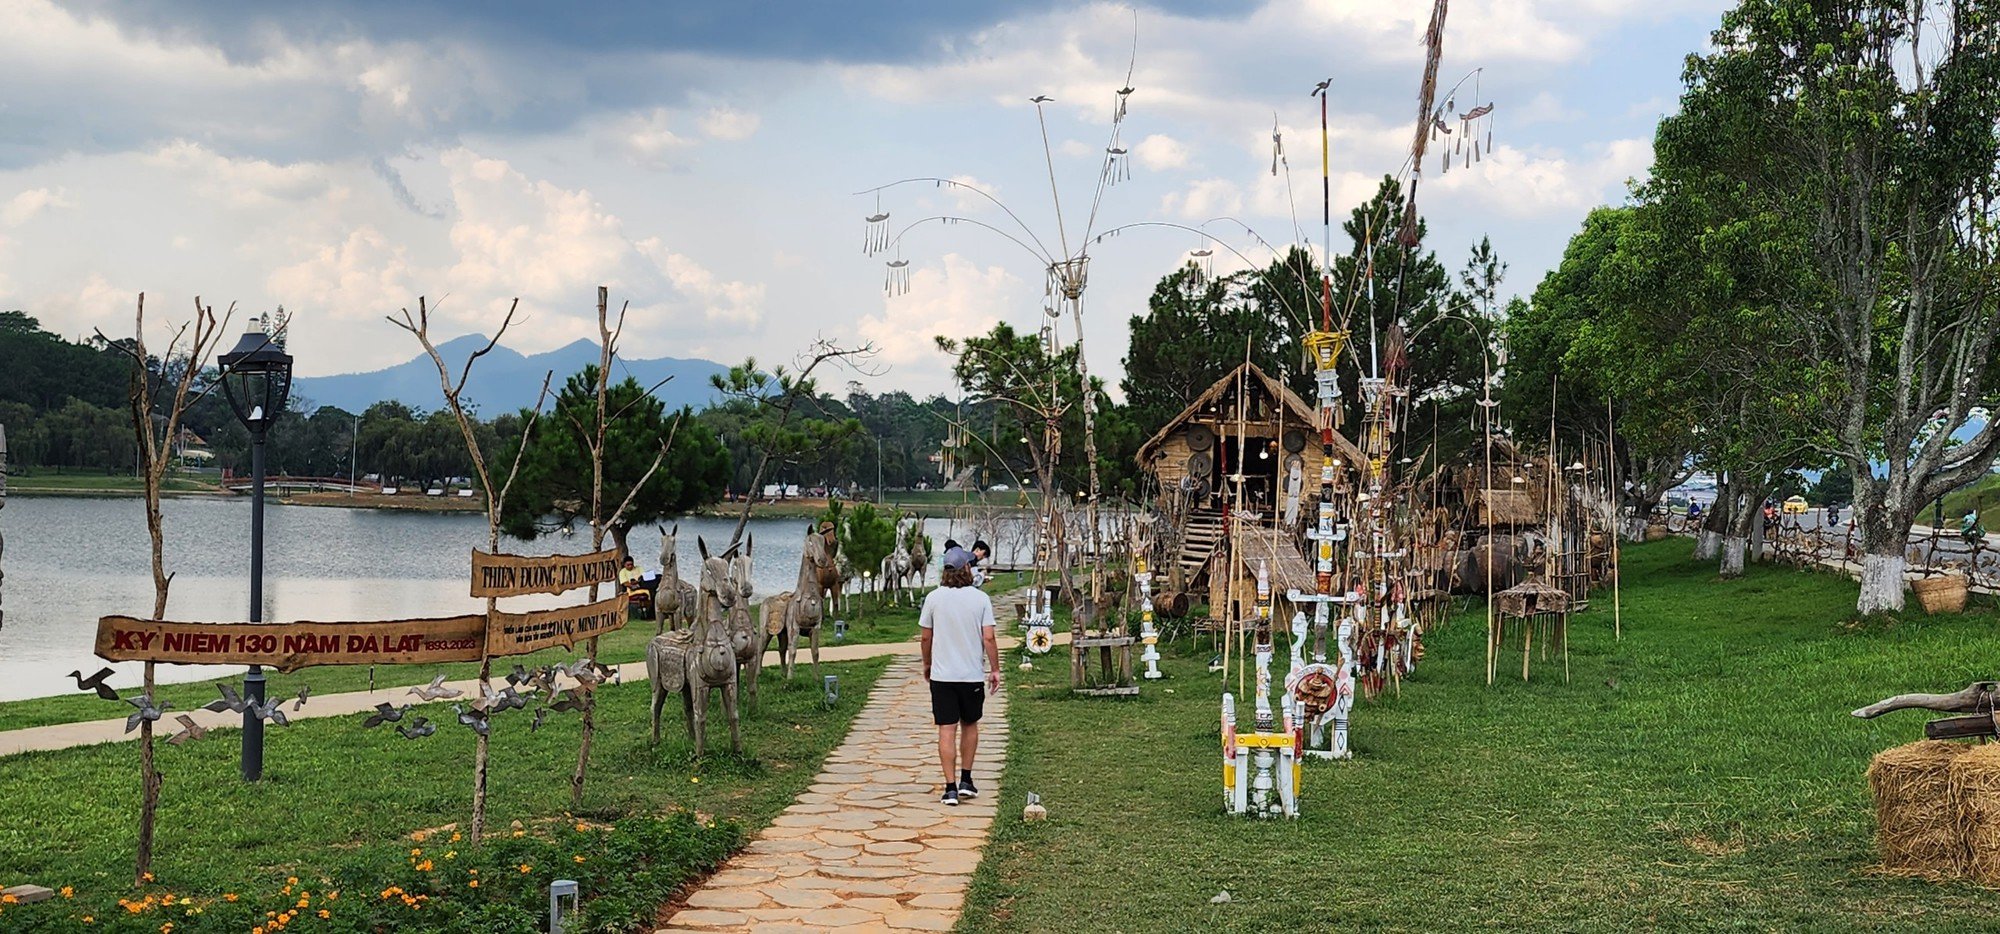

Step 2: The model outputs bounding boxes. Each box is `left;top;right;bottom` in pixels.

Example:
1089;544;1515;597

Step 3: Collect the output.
930;681;986;725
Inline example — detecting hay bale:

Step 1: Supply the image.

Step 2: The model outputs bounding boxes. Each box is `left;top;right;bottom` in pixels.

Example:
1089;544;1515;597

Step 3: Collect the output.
1868;739;1971;877
1950;743;2000;883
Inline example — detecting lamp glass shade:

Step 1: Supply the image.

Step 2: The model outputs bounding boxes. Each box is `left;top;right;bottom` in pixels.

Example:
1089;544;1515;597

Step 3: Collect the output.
218;328;294;431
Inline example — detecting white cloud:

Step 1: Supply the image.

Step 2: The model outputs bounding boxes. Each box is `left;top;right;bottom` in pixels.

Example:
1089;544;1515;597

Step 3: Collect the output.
1434;137;1652;217
607;108;696;168
854;254;1022;373
697;106;761;141
1134;134;1190;171
1161;178;1243;219
1;187;73;226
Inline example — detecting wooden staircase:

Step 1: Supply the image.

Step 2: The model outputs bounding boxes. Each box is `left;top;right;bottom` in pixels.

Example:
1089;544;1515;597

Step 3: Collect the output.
1178;511;1226;581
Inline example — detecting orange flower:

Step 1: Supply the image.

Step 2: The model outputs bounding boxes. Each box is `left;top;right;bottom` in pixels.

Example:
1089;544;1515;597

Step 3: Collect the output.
1;894;17;905
573;855;586;863
224;894;239;903
467;880;479;889
286;877;298;886
60;886;74;899
409;848;423;857
160;923;174;933
141;872;155;883
82;917;95;924
449;831;462;842
410;830;429;843
518;864;532;873
415;860;434;872
318;909;330;919
326;891;338;901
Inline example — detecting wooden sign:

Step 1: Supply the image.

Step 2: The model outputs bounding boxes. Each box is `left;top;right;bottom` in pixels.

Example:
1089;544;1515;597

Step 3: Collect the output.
489;594;630;656
470;547;622;599
95;614;488;672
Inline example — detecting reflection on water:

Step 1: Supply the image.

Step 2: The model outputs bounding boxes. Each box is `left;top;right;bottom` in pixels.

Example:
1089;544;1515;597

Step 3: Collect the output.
0;496;835;702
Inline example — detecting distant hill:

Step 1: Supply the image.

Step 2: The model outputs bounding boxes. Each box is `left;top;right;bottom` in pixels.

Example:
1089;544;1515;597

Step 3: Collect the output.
293;336;727;416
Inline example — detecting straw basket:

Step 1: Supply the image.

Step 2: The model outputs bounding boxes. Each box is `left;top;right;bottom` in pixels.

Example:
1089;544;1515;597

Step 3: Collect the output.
1645;522;1668;542
1950;743;2000;884
1868;739;1971;877
1913;574;1969;615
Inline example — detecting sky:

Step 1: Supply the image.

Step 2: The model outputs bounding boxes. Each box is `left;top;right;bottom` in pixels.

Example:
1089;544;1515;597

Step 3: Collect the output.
0;0;1730;399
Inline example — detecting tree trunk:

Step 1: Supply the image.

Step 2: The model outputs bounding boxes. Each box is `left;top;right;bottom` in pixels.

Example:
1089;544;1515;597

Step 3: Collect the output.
611;523;631;560
1695;528;1721;560
1858;552;1907;614
1720;536;1747;578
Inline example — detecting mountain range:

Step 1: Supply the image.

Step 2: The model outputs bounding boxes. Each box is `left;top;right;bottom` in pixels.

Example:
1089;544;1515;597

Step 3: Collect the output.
292;335;728;416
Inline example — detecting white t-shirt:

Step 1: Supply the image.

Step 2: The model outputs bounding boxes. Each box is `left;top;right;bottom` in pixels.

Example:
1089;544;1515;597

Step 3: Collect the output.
920;584;996;683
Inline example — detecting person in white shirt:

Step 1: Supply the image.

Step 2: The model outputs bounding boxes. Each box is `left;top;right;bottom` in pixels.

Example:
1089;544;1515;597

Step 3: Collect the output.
919;546;1001;805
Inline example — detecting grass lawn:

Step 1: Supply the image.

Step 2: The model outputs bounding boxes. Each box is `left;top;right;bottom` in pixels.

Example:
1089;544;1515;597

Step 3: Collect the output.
962;540;2000;932
0;655;888;929
0;587;945;733
1940;473;2000;530
9;472;221;494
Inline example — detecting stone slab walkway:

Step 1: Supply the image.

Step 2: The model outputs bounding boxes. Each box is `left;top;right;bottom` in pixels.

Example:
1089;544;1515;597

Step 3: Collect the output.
659;656;1004;933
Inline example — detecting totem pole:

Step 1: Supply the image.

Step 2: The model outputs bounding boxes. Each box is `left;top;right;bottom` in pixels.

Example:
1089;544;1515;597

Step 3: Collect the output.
1134;547;1162;680
1284;329;1354;760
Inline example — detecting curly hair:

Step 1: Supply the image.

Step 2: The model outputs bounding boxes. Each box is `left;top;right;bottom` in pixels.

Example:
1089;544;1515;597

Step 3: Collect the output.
941;565;975;588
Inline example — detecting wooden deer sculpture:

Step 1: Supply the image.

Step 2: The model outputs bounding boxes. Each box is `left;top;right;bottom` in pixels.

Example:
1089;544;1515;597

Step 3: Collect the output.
906;514;932;590
656;524;698;632
764;524;829;683
647;536;740;756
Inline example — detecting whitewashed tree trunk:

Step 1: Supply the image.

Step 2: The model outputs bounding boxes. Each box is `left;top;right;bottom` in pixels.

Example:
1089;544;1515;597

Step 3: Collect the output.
1696;530;1722;560
1857;552;1907;614
1621;516;1649;543
1720;536;1747;578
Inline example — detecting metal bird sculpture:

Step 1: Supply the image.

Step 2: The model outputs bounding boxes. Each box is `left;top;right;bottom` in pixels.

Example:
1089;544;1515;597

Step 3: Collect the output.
397;717;436;740
409;674;463;701
166;714;206;746
531;707;551;732
1030;95;1053;103
362;702;409;728
250;698;289;728
453;704;490;737
203;682;248;714
506;664;534;689
549;691;590;714
69;667;120;701
493;685;530;713
124;694;169;734
293;685;311;711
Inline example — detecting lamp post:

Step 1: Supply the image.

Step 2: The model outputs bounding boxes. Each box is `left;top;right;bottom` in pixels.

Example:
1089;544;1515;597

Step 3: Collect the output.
349;412;360;498
877;436;885;504
218;321;293;783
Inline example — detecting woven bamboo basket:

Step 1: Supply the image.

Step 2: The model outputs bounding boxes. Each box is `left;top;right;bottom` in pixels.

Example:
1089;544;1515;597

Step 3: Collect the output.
1913;574;1969;615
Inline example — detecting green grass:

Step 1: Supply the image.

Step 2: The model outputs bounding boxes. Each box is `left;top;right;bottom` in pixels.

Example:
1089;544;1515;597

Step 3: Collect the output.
1940;473;2000;529
963;541;2000;932
0;655;888;928
2;592;933;732
8;472;221;494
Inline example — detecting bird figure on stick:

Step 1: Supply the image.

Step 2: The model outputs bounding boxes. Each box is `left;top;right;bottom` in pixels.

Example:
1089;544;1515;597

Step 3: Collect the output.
69;667;120;701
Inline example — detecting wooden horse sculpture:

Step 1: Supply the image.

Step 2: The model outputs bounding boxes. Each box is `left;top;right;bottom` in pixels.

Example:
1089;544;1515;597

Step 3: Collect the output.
764;524;829;682
647;537;740;756
880;519;919;606
810;520;842;616
721;535;766;709
906;514;932;590
656;524;698;632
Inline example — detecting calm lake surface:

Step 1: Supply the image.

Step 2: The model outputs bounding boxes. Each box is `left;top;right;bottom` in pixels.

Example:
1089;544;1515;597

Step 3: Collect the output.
0;496;888;702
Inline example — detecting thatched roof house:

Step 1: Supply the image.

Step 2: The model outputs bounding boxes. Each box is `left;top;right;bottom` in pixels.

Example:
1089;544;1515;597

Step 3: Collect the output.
1135;362;1365;510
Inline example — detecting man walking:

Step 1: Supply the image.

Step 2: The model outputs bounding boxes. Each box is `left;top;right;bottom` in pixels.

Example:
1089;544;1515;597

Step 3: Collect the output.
920;546;1001;805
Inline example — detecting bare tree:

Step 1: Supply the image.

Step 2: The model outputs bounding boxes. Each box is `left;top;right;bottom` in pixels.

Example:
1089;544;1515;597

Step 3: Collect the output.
389;297;549;843
97;294;232;882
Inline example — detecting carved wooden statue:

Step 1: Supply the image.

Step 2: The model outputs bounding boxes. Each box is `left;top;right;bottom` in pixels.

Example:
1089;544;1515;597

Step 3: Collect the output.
647;537;740;756
765;524;829;683
656;524;698;632
810;520;842;616
722;536;765;709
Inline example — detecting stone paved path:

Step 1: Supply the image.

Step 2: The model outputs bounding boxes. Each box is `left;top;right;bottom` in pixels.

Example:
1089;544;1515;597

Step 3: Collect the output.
660;656;1004;933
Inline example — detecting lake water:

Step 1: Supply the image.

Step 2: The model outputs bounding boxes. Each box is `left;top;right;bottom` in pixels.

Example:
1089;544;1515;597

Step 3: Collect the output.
0;496;894;702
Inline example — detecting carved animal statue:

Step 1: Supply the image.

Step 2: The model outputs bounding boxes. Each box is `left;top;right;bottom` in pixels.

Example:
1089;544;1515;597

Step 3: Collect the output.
809;520;842;616
721;535;765;709
765;525;829;682
880;520;922;605
656;524;698;632
647;537;740;756
905;515;932;589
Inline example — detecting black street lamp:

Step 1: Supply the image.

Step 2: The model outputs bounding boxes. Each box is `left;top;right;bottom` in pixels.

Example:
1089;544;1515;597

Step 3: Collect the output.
218;322;292;783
